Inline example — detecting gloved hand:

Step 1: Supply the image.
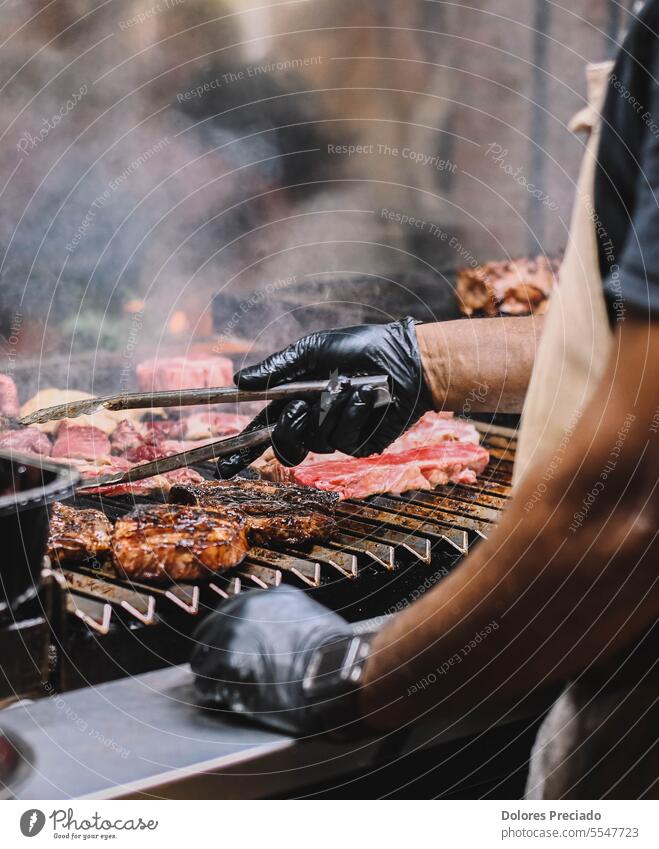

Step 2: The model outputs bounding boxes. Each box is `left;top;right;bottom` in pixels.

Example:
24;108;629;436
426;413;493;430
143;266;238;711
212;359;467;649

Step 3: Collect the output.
218;316;433;478
191;586;367;736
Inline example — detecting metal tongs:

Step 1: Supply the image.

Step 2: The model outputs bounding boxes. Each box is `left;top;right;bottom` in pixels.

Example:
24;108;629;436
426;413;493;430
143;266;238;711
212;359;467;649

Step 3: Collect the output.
23;374;392;491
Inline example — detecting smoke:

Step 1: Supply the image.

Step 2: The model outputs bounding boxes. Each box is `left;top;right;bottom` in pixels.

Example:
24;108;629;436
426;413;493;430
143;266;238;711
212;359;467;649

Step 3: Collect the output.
0;1;295;371
0;0;612;393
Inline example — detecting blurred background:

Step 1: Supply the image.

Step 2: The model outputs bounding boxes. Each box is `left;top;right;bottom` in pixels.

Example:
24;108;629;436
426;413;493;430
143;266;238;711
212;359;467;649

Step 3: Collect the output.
0;0;637;386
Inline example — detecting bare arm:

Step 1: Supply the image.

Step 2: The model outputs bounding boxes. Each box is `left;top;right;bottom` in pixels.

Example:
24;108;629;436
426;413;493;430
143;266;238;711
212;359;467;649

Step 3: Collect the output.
359;316;658;729
416;315;545;413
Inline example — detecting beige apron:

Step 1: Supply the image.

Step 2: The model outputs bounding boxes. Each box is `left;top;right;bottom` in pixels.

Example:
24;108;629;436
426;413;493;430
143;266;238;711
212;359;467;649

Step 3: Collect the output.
517;62;658;799
514;62;614;484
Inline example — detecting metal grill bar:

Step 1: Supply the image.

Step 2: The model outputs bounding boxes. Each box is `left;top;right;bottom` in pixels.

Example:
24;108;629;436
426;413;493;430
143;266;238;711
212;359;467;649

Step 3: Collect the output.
335;516;432;564
452;479;512;498
328;532;396;570
283;543;359;579
66;594;112;635
209;576;241;598
60;569;156;625
338;501;468;554
71;564;200;617
393;491;500;525
429;486;509;510
239;565;282;588
366;494;493;538
248;548;321;588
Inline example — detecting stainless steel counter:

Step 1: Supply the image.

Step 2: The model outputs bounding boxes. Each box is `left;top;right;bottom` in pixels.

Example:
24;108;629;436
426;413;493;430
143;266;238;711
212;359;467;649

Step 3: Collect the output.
0;665;548;799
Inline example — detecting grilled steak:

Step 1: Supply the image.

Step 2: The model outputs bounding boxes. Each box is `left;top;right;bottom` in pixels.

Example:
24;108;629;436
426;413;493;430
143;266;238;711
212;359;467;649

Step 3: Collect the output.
168;479;337;546
112;504;248;581
0;375;19;418
47;502;112;564
136;355;234;393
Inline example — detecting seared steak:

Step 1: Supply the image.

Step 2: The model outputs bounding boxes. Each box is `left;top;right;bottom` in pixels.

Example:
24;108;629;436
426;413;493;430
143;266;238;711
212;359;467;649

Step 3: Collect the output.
168;479;337;546
47;502;113;564
112;504;248;581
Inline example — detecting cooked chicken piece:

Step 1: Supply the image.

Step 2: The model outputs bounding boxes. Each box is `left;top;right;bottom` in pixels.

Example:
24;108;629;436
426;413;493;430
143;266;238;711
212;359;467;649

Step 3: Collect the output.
112;504;248;581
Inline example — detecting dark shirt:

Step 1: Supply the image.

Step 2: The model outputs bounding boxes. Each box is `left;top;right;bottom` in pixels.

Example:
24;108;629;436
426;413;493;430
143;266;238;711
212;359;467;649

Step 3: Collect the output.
595;0;659;321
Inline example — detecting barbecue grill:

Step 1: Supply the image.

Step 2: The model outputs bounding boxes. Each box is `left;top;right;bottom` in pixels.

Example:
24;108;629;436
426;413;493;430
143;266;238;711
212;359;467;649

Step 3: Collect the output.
3;420;515;697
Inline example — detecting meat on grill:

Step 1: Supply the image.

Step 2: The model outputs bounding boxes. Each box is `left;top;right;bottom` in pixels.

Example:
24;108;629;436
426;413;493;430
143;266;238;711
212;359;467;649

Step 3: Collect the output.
456;256;559;317
0;426;52;456
51;423;112;462
386;411;480;452
125;437;216;464
143;418;188;440
183;411;251;440
111;419;145;453
259;412;489;498
0;375;20;418
268;442;490;499
136;355;234;393
47;501;113;564
112;504;249;581
168;478;337;545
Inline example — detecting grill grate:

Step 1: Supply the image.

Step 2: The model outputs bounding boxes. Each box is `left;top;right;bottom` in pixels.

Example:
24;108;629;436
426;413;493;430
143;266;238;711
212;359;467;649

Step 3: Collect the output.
50;421;515;687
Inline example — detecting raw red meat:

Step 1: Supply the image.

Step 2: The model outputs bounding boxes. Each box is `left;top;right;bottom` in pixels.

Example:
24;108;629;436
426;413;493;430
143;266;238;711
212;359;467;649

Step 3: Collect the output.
136;355;234;393
143;418;188;440
0;375;19;418
182;411;250;439
286;442;490;499
125;442;164;463
125;436;217;463
110;419;145;453
0;426;52;456
386;411;479;452
260;413;489;499
51;422;111;463
161;467;205;487
262;412;482;479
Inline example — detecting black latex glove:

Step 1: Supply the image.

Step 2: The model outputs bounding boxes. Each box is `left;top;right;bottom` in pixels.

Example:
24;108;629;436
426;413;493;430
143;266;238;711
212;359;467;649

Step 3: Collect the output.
191;586;359;736
218;316;433;478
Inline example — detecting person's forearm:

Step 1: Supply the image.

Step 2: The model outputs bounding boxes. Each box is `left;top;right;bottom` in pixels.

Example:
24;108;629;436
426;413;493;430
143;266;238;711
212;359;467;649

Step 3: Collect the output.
359;317;658;730
416;315;544;413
